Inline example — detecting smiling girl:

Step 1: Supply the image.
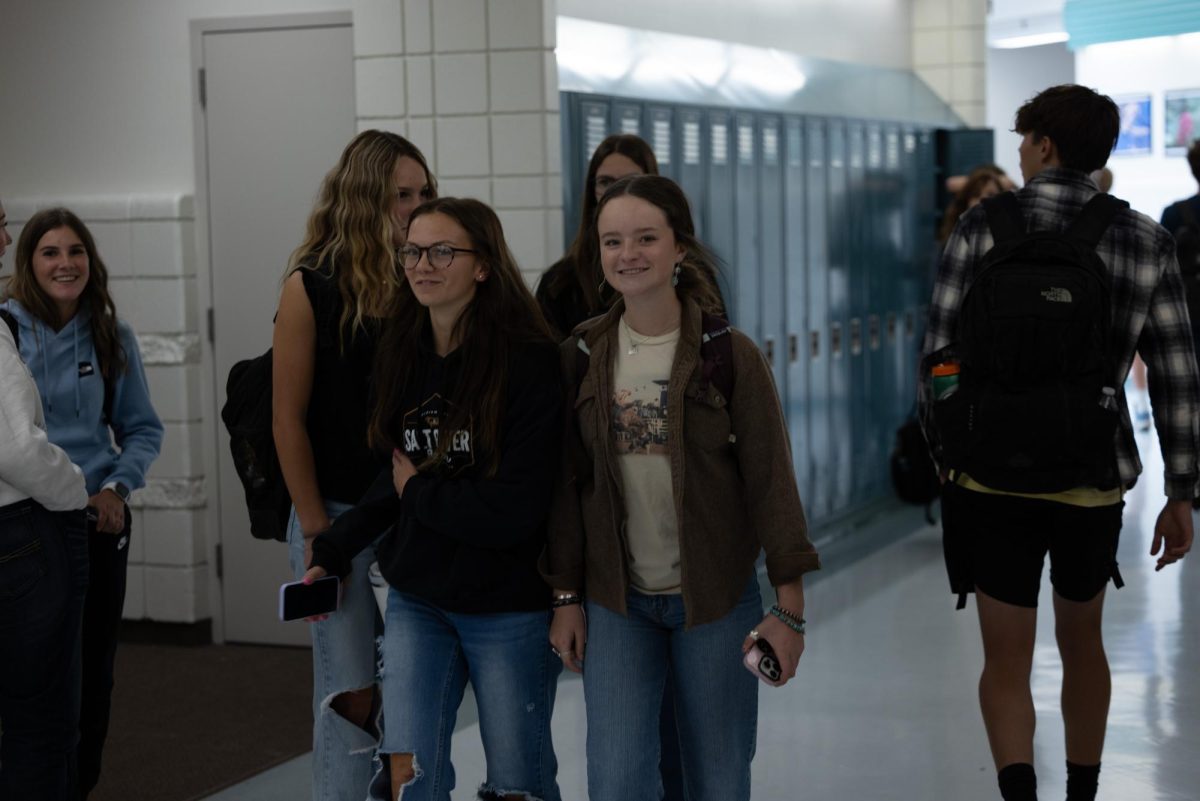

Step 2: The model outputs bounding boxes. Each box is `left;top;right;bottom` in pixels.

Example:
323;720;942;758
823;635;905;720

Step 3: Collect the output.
1;207;163;798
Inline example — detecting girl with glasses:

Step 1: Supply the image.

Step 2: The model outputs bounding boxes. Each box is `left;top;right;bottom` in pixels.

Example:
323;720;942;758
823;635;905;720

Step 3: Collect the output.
544;175;820;801
305;198;563;801
273;130;435;801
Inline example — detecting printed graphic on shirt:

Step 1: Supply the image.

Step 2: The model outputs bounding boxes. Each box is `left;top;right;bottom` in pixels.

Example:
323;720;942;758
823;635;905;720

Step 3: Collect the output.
612;381;669;455
402;393;475;473
77;361;94;377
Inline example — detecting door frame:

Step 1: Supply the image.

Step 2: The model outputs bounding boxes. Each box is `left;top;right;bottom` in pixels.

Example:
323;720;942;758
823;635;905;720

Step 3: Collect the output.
189;11;353;644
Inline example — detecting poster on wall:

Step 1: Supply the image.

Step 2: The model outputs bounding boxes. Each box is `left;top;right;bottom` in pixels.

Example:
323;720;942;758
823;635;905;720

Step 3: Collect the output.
1164;90;1200;155
1112;95;1152;156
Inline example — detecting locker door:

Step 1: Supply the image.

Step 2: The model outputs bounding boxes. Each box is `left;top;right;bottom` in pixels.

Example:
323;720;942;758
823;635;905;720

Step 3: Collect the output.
827;119;852;516
705;111;736;310
677;108;707;241
783;117;811;510
862;123;886;502
846;122;869;505
734;113;760;336
804;118;832;523
649;106;676;181
566;97;613;244
759;115;785;392
614;101;643;137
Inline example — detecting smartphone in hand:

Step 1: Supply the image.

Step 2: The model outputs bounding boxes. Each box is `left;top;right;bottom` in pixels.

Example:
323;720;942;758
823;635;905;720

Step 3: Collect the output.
279;576;340;621
743;637;785;687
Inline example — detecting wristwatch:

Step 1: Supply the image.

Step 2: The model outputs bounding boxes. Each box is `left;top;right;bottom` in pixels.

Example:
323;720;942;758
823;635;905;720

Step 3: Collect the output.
104;481;131;503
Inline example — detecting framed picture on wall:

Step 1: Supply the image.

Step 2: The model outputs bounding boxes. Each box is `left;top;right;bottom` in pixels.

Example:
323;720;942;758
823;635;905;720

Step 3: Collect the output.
1165;90;1200;155
1112;94;1152;156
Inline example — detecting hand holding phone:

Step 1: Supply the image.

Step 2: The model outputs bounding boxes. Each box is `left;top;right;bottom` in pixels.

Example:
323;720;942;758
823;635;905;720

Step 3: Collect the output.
743;636;785;687
279;575;340;621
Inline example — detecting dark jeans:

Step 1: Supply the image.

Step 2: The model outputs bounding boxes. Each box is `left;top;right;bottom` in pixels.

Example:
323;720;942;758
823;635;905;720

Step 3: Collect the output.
77;505;130;801
0;500;89;801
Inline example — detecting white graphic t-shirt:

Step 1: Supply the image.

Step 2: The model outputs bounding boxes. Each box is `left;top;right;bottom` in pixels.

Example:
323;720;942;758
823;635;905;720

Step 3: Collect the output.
613;318;681;594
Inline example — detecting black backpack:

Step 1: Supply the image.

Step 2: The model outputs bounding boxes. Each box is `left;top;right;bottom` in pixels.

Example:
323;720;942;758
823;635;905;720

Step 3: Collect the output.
1167;200;1200;323
221;348;291;541
890;413;940;520
935;192;1127;493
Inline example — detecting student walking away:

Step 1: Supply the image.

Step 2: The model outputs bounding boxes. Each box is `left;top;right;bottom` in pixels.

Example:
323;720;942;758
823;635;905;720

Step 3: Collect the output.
1;207;164;799
305;198;563;801
919;84;1198;801
1160;138;1200;372
272;130;436;801
544;175;820;801
0;197;90;801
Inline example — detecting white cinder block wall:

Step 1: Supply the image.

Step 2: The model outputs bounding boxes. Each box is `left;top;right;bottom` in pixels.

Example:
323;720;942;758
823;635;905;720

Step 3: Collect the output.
351;0;564;287
4;196;208;623
913;0;988;126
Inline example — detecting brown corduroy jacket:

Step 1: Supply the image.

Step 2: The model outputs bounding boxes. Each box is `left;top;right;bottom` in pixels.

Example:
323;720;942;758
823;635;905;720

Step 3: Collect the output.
541;298;820;628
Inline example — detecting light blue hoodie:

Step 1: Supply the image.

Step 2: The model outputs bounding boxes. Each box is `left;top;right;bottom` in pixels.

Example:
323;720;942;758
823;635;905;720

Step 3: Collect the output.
0;299;163;496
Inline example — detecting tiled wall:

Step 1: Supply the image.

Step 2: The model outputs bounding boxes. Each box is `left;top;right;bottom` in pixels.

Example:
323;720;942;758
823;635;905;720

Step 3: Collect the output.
4;195;208;624
351;0;563;287
912;0;987;126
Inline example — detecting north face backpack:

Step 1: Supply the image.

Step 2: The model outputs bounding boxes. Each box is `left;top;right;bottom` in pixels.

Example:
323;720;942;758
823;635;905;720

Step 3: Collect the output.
935;192;1128;493
1167;200;1200;324
221;348;291;541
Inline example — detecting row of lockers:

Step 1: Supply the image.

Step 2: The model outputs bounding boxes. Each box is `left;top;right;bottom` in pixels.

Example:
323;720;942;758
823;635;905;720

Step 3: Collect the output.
561;93;941;525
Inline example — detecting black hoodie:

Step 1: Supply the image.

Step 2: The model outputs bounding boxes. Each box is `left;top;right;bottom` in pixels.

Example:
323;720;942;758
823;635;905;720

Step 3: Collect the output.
311;336;562;614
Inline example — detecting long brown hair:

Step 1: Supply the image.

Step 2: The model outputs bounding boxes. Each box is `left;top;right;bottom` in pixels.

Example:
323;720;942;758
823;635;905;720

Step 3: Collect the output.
594;175;725;315
4;207;127;383
938;167;1004;243
543;135;660;314
369;198;553;475
289;130;436;344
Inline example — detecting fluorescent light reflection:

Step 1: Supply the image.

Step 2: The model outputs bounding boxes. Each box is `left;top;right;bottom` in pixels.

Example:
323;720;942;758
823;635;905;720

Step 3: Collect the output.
992;31;1069;49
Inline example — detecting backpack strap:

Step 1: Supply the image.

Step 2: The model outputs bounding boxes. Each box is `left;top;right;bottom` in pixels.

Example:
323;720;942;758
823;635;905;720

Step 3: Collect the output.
699;312;735;402
1178;199;1199;230
1064;193;1128;248
0;309;18;347
981;191;1026;244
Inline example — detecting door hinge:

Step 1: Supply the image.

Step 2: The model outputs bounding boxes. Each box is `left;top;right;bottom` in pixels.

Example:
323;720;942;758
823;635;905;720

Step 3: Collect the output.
207;307;215;345
215;542;223;581
198;68;207;109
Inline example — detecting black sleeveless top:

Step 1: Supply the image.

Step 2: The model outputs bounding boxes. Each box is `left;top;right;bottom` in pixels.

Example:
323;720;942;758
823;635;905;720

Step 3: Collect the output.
300;264;384;505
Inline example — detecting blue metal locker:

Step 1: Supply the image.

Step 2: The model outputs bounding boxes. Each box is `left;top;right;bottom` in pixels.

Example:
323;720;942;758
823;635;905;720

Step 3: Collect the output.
862;123;887;502
827;119;852;516
846;121;869;506
758;114;786;393
705;110;737;312
614;102;642;137
677;107;707;241
648;106;676;180
783;117;811;513
805;118;832;522
733;113;760;337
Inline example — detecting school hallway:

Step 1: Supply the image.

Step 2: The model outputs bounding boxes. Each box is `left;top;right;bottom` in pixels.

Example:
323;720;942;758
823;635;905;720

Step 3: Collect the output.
206;429;1198;801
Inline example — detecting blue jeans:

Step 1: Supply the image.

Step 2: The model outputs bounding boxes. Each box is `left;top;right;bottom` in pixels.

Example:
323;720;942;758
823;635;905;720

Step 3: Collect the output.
369;589;561;801
0;501;89;801
583;578;762;801
288;501;381;801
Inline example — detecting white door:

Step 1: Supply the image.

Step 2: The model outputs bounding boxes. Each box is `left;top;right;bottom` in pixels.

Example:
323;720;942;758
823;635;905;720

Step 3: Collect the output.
200;18;355;645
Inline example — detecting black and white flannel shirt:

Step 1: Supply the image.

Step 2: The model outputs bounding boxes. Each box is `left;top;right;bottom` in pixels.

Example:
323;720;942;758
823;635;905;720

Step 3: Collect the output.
919;168;1200;500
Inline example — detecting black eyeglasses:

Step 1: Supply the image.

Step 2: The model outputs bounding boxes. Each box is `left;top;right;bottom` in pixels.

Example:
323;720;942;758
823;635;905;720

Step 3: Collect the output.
399;243;476;271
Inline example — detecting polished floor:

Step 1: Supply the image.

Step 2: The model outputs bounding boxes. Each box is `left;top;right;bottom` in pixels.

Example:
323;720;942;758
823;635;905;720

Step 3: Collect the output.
208;428;1198;800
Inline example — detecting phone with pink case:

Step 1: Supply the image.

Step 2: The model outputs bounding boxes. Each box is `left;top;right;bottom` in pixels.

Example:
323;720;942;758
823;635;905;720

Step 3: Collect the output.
743;637;785;686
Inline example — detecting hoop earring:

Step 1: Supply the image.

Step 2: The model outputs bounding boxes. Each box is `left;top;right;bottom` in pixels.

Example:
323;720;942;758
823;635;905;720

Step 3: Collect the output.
672;263;682;287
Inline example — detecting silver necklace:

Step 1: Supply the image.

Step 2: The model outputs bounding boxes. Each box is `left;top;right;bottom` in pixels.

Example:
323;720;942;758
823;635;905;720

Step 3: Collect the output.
622;316;678;356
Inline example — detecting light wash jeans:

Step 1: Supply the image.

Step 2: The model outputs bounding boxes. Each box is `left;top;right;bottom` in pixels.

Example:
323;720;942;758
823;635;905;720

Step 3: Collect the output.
367;588;562;801
288;501;381;801
582;577;763;801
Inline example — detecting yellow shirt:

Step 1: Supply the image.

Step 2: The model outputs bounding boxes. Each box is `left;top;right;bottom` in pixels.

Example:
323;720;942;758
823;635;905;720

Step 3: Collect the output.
951;471;1123;508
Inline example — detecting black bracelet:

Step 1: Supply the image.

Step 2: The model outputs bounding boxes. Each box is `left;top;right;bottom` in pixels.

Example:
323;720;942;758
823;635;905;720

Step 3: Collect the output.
769;604;806;635
551;594;582;609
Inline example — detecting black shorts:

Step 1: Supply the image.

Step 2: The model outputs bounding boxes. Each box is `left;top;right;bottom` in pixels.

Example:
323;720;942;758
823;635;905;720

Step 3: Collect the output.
941;482;1124;608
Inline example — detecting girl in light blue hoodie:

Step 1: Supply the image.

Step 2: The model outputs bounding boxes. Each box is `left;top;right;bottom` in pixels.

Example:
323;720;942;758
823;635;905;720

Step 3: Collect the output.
1;206;163;799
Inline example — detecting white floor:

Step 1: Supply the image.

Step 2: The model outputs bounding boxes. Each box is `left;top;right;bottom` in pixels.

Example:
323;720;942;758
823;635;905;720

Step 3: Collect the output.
208;428;1199;800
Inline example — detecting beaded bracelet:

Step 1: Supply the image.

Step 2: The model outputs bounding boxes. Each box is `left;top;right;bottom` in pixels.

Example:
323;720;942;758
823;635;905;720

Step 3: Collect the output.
551;594;582;609
769;604;806;635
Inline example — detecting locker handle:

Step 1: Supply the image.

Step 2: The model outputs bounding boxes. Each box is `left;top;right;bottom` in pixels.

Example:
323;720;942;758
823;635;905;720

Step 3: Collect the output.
763;336;775;366
849;318;862;356
789;334;799;364
831;323;842;358
868;315;881;351
810;330;820;360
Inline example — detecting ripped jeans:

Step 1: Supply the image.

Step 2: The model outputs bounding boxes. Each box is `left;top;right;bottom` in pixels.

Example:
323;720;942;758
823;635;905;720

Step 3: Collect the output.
288;501;382;801
369;589;562;801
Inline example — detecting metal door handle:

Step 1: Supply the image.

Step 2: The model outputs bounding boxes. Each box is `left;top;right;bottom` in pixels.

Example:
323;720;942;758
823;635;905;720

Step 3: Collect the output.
789;334;799;363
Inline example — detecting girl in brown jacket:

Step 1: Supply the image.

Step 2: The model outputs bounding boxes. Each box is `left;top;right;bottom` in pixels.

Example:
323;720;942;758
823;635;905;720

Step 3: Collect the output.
544;174;820;801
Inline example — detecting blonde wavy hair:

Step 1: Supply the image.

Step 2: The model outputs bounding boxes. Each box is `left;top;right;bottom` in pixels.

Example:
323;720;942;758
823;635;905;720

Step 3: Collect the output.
288;130;436;342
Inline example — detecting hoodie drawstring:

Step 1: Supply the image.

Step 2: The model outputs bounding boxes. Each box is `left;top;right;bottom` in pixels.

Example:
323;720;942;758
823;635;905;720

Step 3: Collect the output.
72;317;81;418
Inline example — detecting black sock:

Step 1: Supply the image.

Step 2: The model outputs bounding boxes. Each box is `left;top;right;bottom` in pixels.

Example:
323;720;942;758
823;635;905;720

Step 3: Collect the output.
1065;760;1100;801
997;762;1038;801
